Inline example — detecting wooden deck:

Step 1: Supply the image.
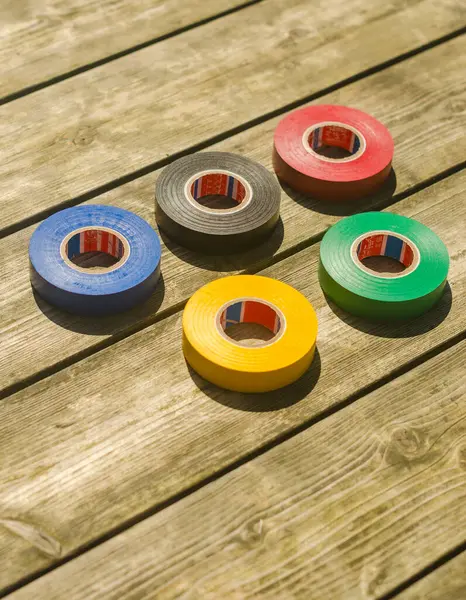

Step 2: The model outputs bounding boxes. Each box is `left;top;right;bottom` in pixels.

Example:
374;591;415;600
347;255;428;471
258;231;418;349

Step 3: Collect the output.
0;0;465;598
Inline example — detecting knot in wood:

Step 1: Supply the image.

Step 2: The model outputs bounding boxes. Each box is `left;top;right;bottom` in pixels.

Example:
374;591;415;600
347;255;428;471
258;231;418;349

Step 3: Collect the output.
72;126;96;146
360;563;388;599
0;519;62;557
288;27;309;41
456;444;466;470
238;518;266;549
446;98;466;114
389;426;426;457
383;426;428;468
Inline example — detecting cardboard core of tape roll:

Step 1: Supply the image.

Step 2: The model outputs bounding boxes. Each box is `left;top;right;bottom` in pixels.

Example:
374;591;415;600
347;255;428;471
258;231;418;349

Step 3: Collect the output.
303;122;366;162
217;298;284;347
189;171;249;209
352;231;420;277
60;226;130;274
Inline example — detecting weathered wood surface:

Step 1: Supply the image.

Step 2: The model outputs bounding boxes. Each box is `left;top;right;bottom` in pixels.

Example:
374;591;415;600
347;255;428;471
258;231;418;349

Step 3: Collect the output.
1;171;464;591
1;37;465;395
6;339;466;600
398;553;466;599
0;0;464;233
0;0;255;100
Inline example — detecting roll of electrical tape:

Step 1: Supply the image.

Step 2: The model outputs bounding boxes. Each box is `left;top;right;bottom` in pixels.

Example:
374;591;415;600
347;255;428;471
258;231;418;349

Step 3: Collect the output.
155;152;281;253
273;105;393;201
319;212;449;321
29;205;161;316
183;275;318;393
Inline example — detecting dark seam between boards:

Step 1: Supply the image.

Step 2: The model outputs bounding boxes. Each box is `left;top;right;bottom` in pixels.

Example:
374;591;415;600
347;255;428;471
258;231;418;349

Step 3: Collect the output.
0;0;267;107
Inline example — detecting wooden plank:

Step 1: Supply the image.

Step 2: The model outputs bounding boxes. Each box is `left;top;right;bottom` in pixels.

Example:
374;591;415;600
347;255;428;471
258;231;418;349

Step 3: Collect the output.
0;0;255;100
0;171;464;591
397;553;466;600
1;37;465;395
0;0;464;233
6;337;466;599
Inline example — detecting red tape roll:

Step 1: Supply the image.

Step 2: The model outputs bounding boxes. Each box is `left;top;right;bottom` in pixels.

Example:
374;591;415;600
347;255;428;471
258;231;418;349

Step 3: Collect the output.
273;105;393;201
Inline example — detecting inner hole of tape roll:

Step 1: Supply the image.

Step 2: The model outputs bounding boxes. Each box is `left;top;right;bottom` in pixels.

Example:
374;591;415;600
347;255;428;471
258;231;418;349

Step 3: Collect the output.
220;299;281;346
66;229;125;270
191;172;246;209
308;124;361;159
357;233;415;274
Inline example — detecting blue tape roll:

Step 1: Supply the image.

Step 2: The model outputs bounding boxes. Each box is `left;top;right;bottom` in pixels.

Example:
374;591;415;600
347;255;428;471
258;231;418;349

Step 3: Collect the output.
29;205;161;315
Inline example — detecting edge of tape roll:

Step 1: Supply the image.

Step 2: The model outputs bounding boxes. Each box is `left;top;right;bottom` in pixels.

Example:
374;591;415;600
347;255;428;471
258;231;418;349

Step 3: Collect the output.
273;105;394;201
155;152;281;253
29;205;161;316
319;212;449;321
182;275;318;393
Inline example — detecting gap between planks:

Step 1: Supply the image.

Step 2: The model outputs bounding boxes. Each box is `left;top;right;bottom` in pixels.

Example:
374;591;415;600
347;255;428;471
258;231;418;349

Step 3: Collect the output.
386;548;466;600
0;0;267;106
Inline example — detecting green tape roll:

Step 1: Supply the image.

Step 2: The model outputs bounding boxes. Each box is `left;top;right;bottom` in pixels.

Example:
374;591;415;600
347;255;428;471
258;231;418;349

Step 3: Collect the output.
319;212;449;321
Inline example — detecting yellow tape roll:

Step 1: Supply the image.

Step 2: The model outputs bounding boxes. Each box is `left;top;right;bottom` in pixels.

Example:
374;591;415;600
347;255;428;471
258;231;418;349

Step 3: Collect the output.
183;275;318;393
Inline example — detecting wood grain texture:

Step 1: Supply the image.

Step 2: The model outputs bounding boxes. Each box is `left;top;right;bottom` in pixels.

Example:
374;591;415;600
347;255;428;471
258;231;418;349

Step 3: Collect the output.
0;0;464;232
1;36;465;394
0;171;464;591
397;553;466;600
0;0;254;99
7;342;466;600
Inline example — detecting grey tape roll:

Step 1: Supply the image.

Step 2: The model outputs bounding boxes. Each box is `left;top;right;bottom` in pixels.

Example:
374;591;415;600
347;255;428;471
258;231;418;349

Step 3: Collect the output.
155;152;281;253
